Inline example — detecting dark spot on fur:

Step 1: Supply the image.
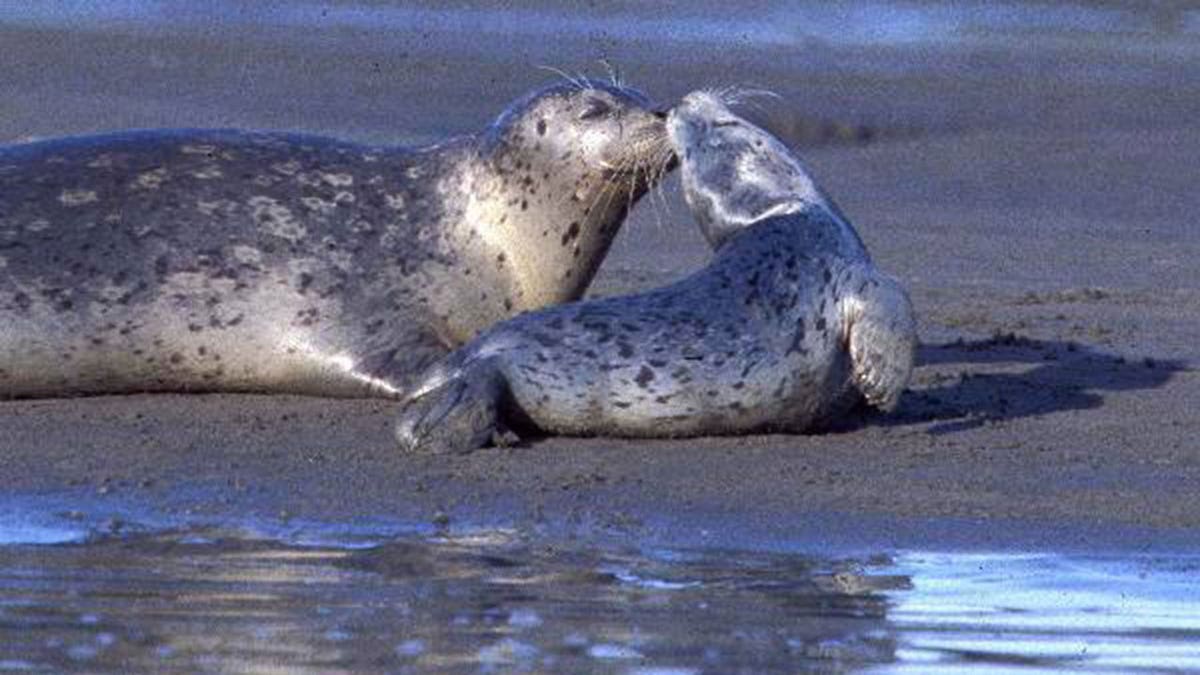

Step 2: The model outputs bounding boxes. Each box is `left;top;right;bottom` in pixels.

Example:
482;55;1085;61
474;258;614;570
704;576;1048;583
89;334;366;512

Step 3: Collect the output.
582;320;609;336
537;119;547;136
169;352;184;365
635;366;655;388
617;341;635;358
787;320;807;355
561;221;580;246
815;317;827;332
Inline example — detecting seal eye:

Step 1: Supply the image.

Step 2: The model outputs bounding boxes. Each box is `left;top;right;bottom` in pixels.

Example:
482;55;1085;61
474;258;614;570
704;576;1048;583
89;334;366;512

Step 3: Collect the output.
579;98;612;120
712;119;740;128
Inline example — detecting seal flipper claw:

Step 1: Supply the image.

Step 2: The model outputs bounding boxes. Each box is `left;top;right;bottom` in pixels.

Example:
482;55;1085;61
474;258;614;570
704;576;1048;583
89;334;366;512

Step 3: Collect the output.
843;269;917;412
395;362;502;454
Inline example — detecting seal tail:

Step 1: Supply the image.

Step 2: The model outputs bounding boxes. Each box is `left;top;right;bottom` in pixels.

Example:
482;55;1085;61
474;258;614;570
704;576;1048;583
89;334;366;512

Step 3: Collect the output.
395;356;503;454
843;269;917;412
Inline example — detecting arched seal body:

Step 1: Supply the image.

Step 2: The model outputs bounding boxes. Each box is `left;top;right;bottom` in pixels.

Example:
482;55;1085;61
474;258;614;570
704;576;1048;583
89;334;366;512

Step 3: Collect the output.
396;91;916;452
0;80;672;397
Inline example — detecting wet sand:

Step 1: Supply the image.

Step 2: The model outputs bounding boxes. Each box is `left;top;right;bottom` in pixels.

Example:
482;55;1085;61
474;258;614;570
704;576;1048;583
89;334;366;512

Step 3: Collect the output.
2;3;1198;554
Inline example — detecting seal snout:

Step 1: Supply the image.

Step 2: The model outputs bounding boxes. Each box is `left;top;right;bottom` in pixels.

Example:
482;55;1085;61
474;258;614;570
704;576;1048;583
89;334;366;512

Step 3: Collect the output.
666;91;737;148
674;91;734;123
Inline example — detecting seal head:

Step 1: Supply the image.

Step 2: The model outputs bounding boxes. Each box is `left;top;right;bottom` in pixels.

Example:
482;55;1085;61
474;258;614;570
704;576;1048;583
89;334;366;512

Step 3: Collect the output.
667;91;863;254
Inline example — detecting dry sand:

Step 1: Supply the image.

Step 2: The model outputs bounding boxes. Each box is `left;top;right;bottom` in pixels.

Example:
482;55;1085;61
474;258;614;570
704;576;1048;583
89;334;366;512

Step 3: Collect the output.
1;4;1197;553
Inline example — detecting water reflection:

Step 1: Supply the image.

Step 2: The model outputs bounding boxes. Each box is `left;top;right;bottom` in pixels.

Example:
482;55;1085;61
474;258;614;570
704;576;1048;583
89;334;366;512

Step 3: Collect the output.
885;553;1200;673
0;531;898;672
0;534;1197;673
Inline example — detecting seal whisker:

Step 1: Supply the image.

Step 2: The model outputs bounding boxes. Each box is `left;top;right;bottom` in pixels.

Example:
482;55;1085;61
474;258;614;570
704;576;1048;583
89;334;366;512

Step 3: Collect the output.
586;152;638;224
625;156;642;228
644;144;675;233
599;58;623;88
536;65;585;91
723;86;784;108
601;155;637;218
581;160;624;228
654;145;677;230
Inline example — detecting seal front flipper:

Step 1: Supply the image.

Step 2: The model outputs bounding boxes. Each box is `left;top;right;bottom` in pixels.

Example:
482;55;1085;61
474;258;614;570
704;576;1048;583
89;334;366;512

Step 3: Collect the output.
842;267;917;412
395;359;503;454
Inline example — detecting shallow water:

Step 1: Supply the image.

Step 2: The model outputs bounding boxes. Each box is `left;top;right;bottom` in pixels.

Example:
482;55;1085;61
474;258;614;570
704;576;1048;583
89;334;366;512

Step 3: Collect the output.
1;530;1197;673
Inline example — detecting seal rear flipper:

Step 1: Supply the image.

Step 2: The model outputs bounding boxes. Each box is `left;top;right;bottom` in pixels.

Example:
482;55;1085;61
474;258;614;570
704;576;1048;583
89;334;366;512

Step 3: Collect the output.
395;360;503;454
843;270;917;412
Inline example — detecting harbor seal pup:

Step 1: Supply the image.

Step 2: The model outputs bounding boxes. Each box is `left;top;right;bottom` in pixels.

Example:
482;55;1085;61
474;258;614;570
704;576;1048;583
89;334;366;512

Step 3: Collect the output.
395;90;916;452
0;80;673;397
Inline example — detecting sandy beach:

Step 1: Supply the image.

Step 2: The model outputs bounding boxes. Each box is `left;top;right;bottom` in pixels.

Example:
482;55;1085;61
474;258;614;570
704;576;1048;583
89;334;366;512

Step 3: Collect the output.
1;2;1198;555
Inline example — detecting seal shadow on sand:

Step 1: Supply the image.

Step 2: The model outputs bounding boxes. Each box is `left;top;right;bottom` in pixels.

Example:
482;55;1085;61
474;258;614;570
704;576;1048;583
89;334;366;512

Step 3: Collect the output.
868;334;1185;435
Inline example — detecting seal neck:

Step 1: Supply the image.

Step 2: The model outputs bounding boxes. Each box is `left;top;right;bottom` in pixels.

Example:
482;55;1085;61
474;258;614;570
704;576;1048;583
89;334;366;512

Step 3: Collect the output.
715;202;870;265
468;138;644;312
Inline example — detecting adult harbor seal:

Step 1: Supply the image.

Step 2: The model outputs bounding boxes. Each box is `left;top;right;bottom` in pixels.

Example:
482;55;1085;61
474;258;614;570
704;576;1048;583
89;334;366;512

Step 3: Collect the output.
396;90;916;452
0;80;673;397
